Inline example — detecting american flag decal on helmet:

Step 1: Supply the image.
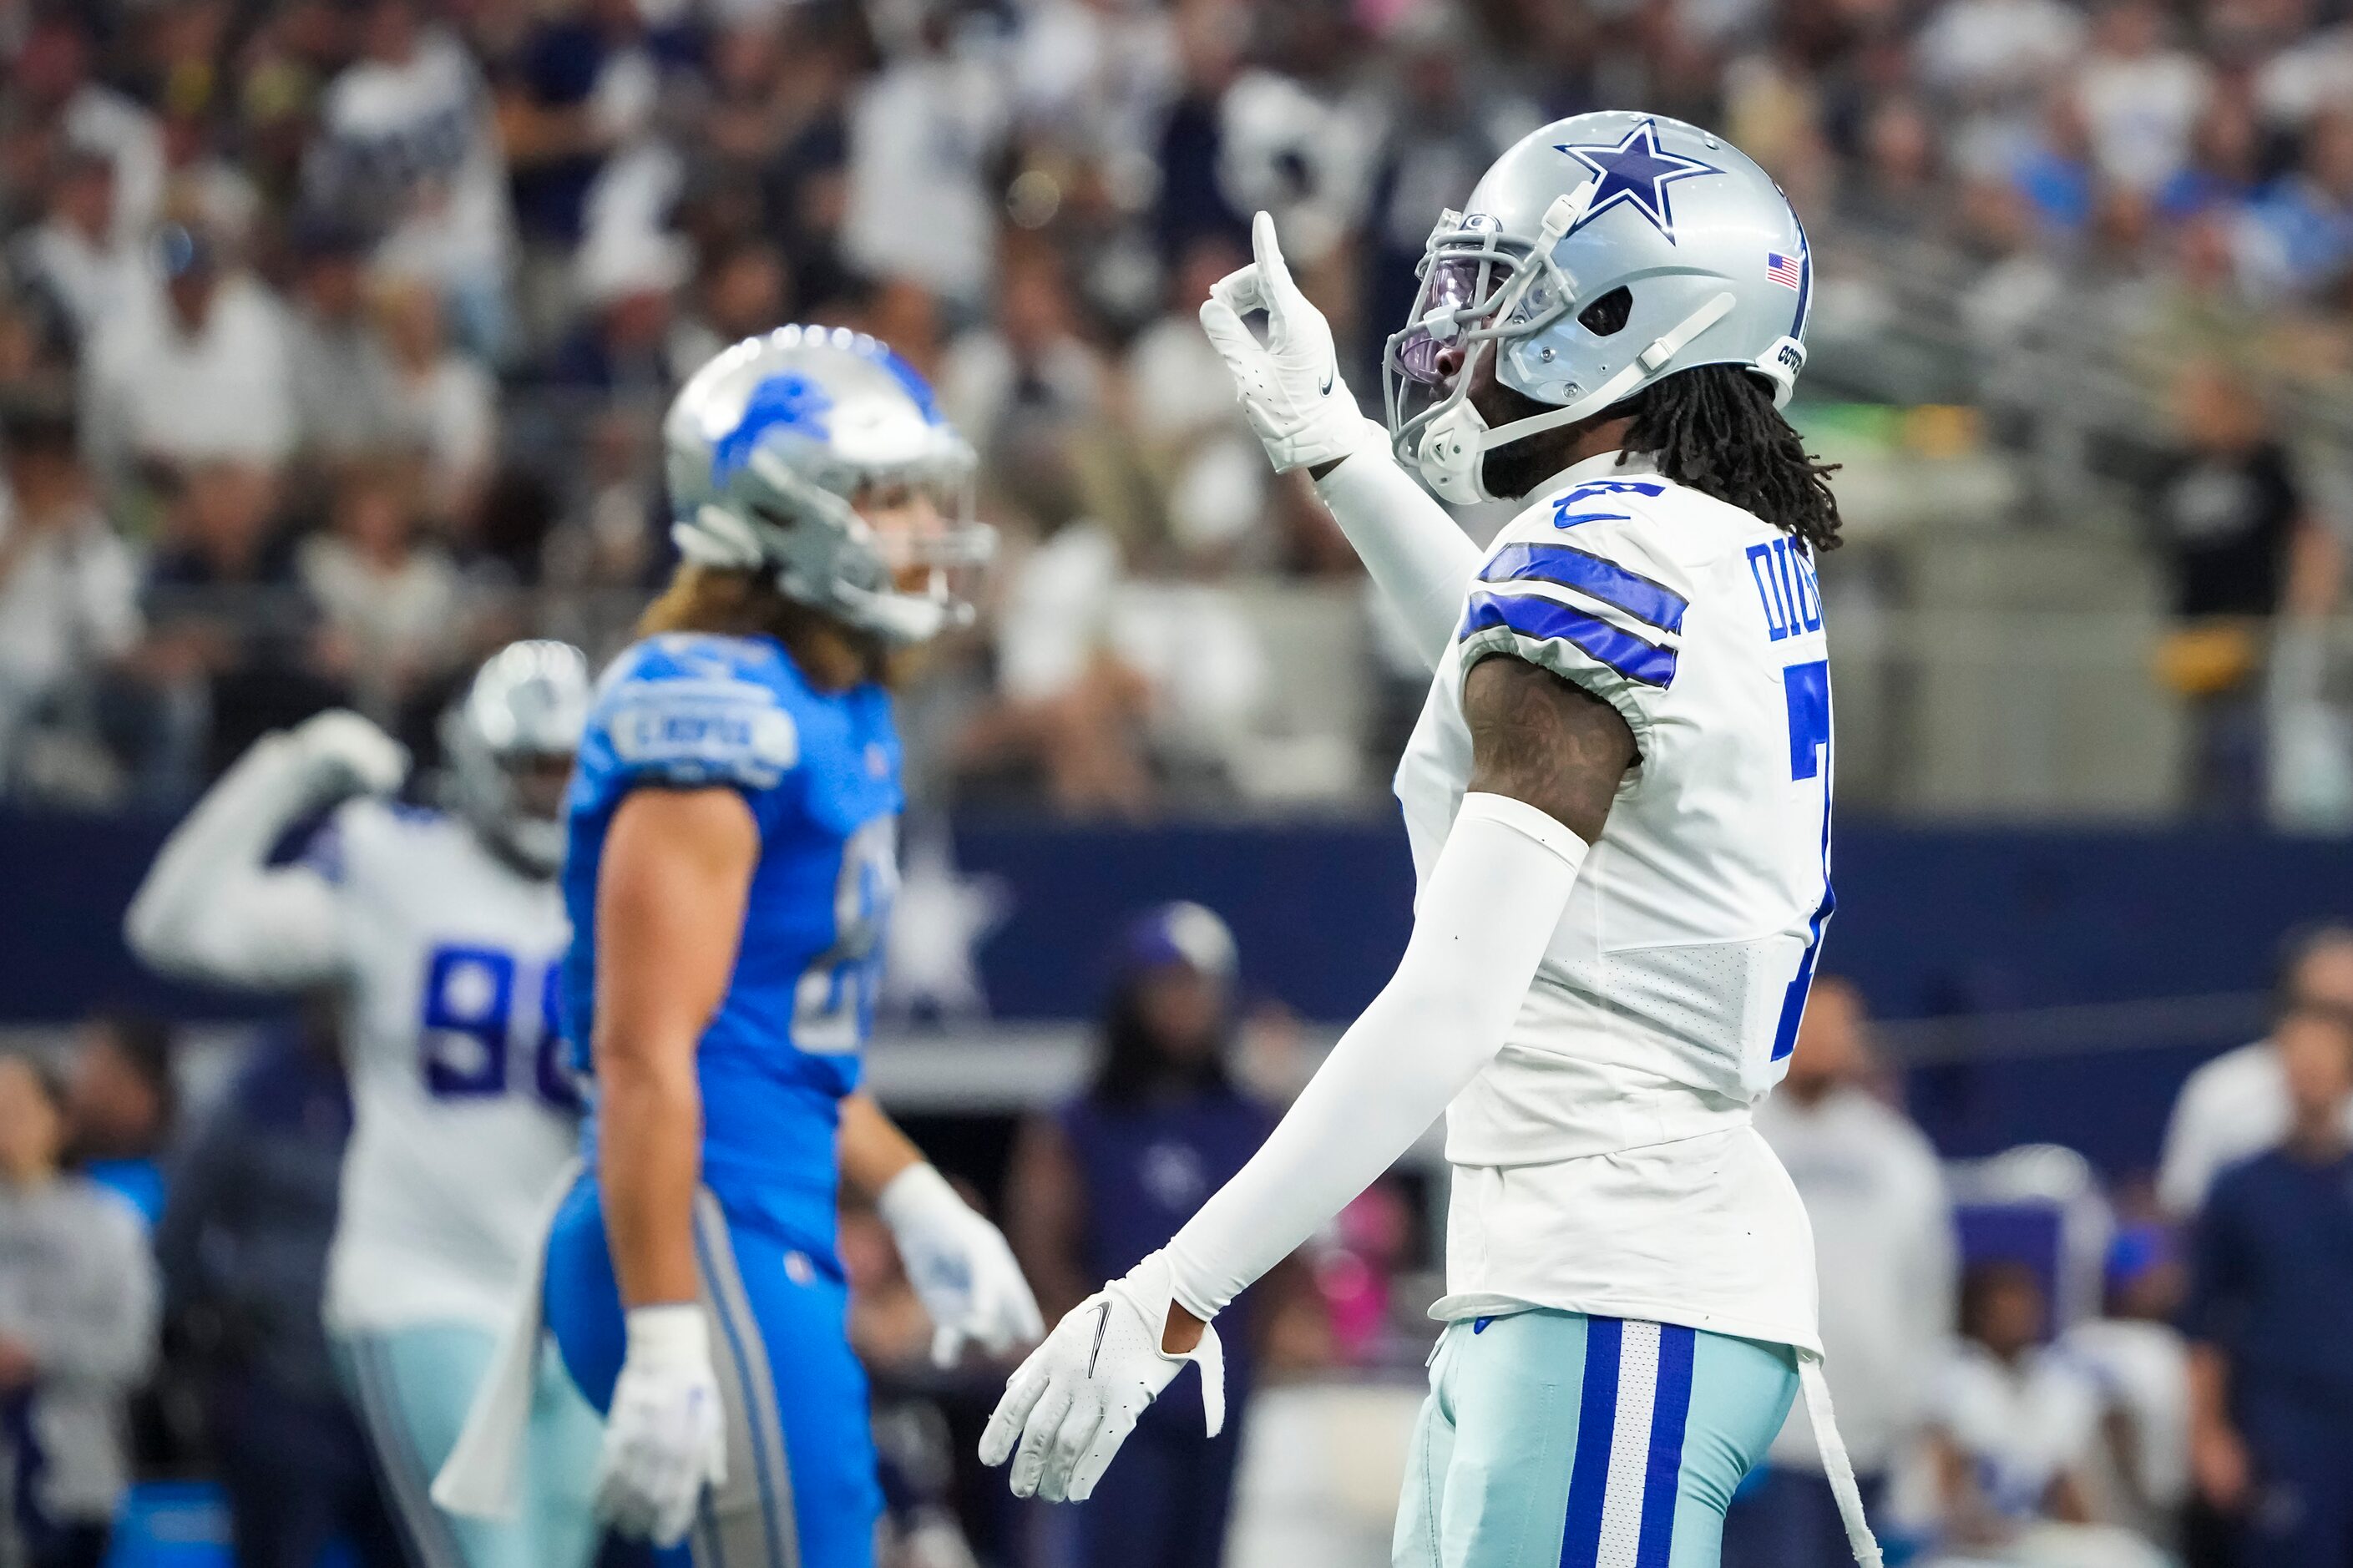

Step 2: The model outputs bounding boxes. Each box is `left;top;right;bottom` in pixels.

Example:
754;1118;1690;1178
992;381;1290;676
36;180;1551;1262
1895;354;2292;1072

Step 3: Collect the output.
1766;251;1803;290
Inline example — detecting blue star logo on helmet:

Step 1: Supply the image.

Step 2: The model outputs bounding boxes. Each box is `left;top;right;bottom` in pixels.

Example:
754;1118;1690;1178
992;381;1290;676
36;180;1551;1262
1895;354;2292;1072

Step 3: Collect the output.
1553;119;1721;243
711;372;835;483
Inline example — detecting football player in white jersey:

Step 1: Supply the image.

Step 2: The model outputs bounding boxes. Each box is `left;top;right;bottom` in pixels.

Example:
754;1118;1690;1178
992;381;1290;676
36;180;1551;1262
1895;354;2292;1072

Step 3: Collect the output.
126;642;605;1568
983;112;1882;1568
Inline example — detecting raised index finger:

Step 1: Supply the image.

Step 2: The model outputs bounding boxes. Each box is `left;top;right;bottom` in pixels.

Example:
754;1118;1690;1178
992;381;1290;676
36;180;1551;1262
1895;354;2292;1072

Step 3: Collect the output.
1251;210;1308;316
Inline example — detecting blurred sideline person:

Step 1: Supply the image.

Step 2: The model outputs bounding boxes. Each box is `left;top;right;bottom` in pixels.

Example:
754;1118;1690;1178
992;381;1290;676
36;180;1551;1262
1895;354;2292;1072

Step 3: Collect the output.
985;114;1885;1565
450;327;1039;1568
1004;902;1278;1568
125;643;608;1568
155;1009;407;1568
2062;1226;2193;1546
0;1053;157;1568
2156;922;2353;1216
62;1011;175;1227
1730;977;1953;1567
1925;1262;2154;1563
2181;1001;2353;1568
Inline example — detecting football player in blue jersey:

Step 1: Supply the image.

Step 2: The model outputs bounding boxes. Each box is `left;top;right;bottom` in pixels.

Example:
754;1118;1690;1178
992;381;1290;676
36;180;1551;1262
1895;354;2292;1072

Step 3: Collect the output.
531;327;1040;1565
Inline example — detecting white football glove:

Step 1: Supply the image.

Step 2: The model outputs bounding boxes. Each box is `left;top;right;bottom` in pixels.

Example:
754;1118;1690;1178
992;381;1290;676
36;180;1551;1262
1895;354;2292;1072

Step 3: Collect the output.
878;1163;1045;1367
282;710;409;800
1198;210;1386;473
979;1251;1223;1504
595;1306;728;1548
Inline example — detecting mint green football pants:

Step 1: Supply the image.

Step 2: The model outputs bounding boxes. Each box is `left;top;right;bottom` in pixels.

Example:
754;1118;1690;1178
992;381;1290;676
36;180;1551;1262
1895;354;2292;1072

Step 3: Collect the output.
334;1323;605;1568
1394;1310;1799;1568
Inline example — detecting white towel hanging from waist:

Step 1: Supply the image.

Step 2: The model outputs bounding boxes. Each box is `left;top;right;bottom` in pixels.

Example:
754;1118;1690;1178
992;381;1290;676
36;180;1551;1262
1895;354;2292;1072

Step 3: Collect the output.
431;1156;582;1520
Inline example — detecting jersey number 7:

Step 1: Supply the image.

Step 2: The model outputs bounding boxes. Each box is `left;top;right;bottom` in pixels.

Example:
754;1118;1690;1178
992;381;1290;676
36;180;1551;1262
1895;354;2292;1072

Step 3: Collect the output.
1771;660;1834;1064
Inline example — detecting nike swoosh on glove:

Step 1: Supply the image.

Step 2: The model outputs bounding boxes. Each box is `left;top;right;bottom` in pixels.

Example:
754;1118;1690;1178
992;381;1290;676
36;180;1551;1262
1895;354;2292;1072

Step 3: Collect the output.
595;1305;727;1548
1198;210;1385;473
978;1251;1223;1504
878;1163;1045;1367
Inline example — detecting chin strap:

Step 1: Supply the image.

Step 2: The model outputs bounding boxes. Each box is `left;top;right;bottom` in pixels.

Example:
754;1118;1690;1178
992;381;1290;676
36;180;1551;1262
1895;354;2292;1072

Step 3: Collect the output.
1412;291;1738;505
1798;1351;1885;1568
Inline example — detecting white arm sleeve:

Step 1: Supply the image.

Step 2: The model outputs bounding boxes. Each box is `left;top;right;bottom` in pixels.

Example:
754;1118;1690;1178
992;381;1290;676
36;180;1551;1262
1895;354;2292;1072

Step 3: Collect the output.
1312;422;1485;671
1162;792;1587;1318
124;734;349;989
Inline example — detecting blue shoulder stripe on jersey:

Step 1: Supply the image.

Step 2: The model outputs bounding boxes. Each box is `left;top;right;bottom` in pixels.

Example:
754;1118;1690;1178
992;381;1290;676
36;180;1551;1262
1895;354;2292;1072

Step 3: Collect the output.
1459;590;1677;689
1480;543;1688;633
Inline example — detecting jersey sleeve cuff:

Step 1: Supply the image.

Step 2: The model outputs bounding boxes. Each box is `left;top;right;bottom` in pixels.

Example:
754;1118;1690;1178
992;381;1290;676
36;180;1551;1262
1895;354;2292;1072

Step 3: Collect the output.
1460;630;1657;752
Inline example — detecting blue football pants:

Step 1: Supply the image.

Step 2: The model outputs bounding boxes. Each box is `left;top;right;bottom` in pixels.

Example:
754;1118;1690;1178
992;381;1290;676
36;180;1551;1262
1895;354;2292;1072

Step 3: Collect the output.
544;1176;883;1568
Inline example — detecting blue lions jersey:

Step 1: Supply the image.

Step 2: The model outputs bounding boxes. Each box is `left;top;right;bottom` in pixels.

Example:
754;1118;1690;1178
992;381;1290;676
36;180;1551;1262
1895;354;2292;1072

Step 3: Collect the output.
561;631;901;1262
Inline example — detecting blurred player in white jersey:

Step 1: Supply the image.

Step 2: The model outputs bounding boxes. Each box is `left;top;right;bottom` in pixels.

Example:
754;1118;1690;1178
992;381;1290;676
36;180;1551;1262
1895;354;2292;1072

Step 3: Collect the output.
126;642;603;1568
985;114;1884;1568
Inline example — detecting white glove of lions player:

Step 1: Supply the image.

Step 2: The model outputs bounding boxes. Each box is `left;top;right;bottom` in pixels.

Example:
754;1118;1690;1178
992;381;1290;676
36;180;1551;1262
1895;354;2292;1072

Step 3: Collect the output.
1198;210;1386;473
878;1164;1045;1367
282;709;409;800
979;1251;1224;1503
595;1305;727;1547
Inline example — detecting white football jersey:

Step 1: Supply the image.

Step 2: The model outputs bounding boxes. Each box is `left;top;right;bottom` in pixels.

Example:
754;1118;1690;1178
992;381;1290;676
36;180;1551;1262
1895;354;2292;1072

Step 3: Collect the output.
1396;449;1832;1351
312;800;577;1334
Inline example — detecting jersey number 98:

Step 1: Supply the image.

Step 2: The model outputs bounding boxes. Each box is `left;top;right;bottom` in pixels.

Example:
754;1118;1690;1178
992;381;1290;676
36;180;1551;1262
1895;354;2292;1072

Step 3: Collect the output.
419;946;584;1111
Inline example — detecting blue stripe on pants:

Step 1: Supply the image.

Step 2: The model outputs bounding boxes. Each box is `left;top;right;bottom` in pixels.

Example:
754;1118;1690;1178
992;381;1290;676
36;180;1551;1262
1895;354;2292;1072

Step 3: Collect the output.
1559;1318;1622;1568
1391;1310;1796;1568
1636;1327;1696;1568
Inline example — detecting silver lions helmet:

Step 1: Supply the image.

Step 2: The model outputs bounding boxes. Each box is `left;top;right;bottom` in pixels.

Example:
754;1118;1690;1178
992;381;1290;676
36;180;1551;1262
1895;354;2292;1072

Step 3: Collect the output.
1385;112;1814;504
665;325;991;643
442;640;592;876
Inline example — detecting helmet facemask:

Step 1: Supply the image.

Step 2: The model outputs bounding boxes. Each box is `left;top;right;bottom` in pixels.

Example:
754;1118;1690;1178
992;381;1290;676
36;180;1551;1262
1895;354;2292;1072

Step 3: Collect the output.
442;641;591;878
466;751;574;874
666;326;998;647
1385;191;1592;505
674;425;994;645
1384;181;1744;504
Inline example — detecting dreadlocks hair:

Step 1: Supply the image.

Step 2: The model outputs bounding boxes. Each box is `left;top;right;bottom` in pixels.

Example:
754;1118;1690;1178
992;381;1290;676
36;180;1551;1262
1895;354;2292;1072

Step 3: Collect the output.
1617;363;1843;557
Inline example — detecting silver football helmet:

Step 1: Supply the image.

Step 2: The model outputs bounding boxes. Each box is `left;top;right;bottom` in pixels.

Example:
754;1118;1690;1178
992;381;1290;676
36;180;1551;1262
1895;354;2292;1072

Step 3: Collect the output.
442;640;591;876
1384;112;1814;504
665;325;991;644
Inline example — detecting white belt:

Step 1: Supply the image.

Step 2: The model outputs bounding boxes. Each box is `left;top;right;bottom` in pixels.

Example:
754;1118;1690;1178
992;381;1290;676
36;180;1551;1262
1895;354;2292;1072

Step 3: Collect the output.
430;1156;581;1520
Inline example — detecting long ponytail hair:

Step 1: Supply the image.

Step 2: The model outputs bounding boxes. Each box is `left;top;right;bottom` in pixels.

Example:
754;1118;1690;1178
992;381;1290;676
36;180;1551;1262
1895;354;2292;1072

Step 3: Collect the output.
1617;363;1843;555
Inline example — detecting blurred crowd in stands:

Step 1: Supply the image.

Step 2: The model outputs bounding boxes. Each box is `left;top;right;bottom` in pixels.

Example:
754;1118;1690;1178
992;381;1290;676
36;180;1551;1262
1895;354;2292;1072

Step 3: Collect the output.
6;0;2353;814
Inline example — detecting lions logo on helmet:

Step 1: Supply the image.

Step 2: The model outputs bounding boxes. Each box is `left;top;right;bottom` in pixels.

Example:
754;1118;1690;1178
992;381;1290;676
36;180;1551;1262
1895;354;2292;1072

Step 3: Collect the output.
665;325;992;644
442;640;592;875
1385;112;1813;505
